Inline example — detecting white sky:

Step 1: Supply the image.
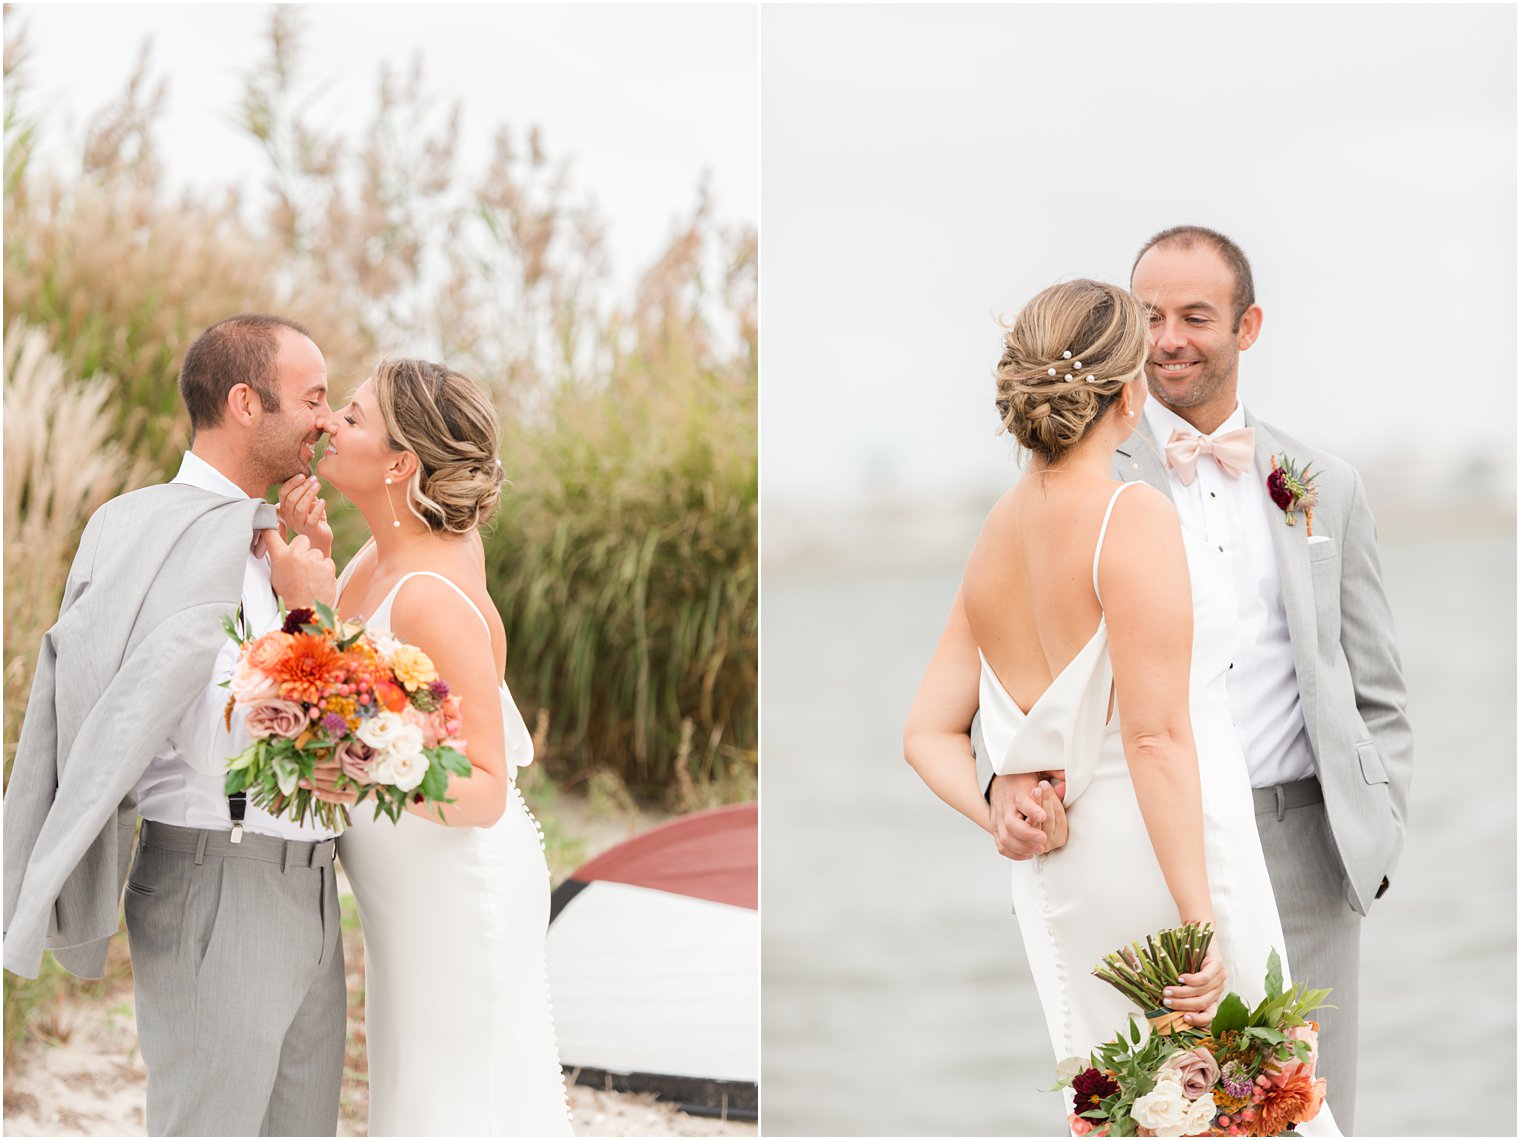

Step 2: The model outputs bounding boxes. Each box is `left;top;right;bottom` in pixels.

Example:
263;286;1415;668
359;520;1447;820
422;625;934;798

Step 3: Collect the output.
761;3;1516;506
9;3;758;290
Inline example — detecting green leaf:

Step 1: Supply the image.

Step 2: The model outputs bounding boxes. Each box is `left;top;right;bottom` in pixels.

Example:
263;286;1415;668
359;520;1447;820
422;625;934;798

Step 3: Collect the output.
1264;947;1283;1001
1129;1016;1140;1044
314;600;337;629
1209;992;1250;1034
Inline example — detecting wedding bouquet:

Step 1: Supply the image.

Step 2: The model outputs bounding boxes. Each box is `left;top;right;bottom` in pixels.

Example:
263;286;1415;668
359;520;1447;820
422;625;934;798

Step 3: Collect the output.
221;602;472;830
1053;923;1331;1137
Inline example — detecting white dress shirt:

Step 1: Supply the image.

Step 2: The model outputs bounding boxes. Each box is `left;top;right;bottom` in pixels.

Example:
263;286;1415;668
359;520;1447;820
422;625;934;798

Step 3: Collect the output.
134;453;336;840
1142;400;1317;789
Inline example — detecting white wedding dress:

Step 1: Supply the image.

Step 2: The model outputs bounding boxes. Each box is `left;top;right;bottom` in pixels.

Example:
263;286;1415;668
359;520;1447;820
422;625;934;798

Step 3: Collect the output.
979;483;1338;1136
335;568;574;1137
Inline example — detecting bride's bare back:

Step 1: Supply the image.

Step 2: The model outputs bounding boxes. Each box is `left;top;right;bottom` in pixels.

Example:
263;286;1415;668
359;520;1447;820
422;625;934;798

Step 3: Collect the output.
963;473;1130;717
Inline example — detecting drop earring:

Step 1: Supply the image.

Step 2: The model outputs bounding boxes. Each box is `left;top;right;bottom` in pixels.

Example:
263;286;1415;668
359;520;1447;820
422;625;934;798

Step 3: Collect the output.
384;477;401;528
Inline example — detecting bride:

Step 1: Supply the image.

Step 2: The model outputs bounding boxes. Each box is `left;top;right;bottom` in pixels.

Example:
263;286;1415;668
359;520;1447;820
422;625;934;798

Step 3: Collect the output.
281;358;573;1136
903;280;1337;1136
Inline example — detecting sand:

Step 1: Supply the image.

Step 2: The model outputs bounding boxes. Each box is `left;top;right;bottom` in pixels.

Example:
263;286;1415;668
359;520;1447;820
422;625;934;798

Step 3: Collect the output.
3;948;754;1139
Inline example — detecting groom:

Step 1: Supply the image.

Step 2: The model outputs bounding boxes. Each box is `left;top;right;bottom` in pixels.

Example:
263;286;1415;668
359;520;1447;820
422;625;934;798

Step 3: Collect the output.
3;314;346;1135
975;227;1412;1134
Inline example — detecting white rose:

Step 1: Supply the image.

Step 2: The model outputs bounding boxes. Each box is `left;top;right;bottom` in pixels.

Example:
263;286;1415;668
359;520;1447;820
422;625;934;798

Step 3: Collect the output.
390;723;425;759
383;748;428;792
1131;1074;1190;1136
371;751;401;786
1182;1091;1218;1135
357;711;405;751
369;630;402;660
1055;1057;1086;1085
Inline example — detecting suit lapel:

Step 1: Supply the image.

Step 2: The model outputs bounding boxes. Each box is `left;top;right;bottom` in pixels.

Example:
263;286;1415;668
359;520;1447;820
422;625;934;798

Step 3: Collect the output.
1247;410;1320;730
1113;419;1172;498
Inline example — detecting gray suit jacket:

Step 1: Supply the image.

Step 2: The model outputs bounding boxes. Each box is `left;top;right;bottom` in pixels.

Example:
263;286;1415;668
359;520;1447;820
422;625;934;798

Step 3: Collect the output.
974;410;1413;916
3;484;278;978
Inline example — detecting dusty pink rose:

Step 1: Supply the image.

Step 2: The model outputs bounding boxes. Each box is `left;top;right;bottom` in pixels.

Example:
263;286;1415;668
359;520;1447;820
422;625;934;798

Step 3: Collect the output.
334;739;377;785
1158;1046;1220;1100
1067;1112;1094;1136
245;699;307;739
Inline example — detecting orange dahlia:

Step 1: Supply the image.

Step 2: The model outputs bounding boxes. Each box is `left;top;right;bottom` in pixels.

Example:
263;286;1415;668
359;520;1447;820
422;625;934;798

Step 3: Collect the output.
272;633;345;704
1253;1065;1325;1136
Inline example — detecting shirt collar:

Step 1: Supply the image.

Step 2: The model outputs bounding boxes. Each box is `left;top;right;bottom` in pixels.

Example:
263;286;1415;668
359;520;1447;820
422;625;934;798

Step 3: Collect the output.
172;451;255;501
1142;397;1246;443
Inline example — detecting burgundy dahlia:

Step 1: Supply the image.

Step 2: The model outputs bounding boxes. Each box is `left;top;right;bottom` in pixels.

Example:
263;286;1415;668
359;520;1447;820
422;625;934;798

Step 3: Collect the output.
1266;468;1293;511
1072;1067;1120;1116
282;607;317;634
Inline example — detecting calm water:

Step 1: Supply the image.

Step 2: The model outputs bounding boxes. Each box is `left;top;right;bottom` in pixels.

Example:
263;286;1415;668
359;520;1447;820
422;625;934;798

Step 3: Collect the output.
760;533;1516;1136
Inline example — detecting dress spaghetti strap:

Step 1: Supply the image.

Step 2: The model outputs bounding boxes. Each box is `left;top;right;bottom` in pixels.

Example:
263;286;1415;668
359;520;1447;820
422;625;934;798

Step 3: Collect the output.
385;570;492;635
1092;482;1139;607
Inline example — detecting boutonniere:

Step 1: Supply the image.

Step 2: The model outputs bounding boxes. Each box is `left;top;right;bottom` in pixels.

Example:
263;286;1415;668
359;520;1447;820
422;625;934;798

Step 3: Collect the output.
1267;454;1319;534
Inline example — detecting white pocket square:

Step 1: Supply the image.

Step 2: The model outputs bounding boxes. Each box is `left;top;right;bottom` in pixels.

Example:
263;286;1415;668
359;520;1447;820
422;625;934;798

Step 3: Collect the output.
1307;535;1332;544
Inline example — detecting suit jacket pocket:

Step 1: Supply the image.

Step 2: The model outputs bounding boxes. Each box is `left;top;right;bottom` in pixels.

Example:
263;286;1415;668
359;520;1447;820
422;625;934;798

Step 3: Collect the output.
1307;538;1339;563
1356;741;1389;784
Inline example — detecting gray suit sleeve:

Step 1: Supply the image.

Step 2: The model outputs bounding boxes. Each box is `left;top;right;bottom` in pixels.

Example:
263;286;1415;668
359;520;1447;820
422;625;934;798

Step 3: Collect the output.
971;711;995;800
1338;470;1414;862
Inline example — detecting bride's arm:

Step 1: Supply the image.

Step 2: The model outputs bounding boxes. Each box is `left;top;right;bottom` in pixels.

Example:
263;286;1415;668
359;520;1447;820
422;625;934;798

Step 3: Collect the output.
904;587;1061;852
1099;487;1215;925
387;576;510;829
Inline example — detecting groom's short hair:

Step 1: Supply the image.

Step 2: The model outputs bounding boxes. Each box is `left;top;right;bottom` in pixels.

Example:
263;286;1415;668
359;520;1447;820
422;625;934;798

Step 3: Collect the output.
180;313;313;434
1131;225;1256;331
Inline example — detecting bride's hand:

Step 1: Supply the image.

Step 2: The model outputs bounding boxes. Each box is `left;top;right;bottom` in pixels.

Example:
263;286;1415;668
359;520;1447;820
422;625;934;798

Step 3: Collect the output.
278;473;334;559
1164;942;1227;1028
1033;780;1068;852
302;755;358;806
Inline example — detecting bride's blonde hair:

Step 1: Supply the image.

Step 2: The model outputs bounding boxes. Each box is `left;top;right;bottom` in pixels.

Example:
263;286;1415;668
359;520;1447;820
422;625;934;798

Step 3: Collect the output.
994;280;1148;464
373;358;505;534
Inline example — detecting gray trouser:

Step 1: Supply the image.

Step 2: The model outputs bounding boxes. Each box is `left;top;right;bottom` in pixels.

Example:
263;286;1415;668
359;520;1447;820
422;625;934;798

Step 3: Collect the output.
1253;778;1361;1135
124;821;345;1137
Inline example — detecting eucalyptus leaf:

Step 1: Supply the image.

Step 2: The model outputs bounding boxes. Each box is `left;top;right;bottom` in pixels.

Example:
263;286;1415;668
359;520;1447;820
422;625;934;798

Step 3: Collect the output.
1264;947;1283;1001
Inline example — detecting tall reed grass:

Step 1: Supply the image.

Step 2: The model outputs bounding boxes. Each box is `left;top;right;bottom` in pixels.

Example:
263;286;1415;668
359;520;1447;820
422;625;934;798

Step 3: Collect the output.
3;9;755;799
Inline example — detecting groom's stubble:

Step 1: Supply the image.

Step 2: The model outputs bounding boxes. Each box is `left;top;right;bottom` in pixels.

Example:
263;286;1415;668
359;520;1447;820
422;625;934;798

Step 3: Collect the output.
245;330;330;490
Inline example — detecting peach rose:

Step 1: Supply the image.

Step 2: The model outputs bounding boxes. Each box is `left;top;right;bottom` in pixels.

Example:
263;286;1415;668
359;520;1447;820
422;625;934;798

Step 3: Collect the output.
1266;1025;1319;1084
229;659;281;703
245;631;295;673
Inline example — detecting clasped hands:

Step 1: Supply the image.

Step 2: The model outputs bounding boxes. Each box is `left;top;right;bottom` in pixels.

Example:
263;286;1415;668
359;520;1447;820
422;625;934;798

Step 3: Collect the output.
987;769;1068;860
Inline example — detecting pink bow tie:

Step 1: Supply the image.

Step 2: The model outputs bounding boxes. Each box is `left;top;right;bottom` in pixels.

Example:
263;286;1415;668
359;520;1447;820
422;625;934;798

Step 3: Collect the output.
1164;427;1255;485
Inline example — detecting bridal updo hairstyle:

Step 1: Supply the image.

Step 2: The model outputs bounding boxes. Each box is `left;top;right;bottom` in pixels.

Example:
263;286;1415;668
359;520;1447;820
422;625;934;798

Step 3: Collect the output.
994;279;1149;464
373;358;506;534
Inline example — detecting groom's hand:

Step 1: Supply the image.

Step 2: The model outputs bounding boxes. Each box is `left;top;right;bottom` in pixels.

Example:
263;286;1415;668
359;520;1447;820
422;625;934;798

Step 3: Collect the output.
260;528;337;609
988;772;1067;860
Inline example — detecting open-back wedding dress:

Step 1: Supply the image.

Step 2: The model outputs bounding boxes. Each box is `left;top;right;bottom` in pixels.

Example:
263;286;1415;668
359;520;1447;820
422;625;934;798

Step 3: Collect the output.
978;483;1338;1136
336;567;573;1137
